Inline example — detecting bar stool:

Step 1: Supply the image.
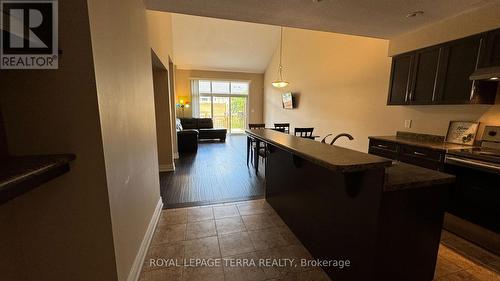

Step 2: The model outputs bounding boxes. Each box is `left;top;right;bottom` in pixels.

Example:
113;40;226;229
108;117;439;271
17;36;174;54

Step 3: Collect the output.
274;123;290;134
247;124;265;168
294;127;315;139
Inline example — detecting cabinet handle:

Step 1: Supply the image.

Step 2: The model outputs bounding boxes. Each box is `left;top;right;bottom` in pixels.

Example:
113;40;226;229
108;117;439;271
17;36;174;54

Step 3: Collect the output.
377;144;389;149
414;151;427;157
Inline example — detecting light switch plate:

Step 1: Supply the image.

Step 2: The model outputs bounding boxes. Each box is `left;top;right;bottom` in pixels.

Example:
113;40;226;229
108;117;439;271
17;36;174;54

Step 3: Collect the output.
404;120;412;128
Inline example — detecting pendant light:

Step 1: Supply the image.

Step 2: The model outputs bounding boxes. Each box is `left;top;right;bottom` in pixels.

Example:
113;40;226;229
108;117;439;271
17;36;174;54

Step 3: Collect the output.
272;27;289;88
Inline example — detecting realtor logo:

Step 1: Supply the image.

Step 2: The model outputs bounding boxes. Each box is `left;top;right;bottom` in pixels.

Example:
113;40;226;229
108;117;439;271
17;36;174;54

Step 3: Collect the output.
1;0;58;69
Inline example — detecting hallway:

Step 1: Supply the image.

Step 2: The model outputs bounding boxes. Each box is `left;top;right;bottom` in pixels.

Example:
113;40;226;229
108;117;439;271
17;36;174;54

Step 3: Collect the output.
160;135;265;208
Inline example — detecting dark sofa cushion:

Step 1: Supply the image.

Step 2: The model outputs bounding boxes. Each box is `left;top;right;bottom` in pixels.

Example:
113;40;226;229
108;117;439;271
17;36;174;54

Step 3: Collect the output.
197;118;214;129
199;128;227;141
177;129;198;153
180;118;197;129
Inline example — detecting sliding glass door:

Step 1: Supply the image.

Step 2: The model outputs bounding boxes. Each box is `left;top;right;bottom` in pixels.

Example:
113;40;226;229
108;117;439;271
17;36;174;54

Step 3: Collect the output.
230;96;247;133
196;80;249;134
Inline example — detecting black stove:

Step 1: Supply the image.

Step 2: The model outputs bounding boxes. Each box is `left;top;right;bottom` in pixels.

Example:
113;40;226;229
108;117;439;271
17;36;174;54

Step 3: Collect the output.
443;126;500;254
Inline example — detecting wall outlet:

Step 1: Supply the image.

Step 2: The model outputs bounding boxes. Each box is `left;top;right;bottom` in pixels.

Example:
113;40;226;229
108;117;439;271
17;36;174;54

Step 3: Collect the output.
404;120;412;128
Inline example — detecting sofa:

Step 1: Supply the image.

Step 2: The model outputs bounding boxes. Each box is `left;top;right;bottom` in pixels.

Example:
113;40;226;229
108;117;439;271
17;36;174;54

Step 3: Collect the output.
176;119;199;153
179;118;227;142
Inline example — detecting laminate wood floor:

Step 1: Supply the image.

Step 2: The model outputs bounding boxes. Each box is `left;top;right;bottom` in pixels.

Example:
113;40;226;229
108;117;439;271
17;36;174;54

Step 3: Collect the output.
160;135;265;208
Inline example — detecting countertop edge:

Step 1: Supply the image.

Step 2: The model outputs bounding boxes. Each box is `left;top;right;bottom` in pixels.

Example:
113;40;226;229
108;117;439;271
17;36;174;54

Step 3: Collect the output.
383;162;456;192
0;154;76;204
248;130;392;173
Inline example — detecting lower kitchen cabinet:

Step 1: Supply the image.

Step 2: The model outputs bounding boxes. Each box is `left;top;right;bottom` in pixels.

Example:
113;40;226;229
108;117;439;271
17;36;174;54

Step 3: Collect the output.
368;139;445;171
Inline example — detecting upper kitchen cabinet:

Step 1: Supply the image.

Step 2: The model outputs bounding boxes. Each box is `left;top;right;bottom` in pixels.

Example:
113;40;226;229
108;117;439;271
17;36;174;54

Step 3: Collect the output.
387;53;414;105
434;35;482;104
479;29;500;68
388;46;442;105
409;47;441;104
387;30;499;106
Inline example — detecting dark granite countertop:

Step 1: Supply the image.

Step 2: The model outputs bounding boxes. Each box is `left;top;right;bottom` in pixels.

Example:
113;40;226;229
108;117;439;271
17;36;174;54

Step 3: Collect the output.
247;129;392;172
369;135;475;151
0;154;76;204
384;162;455;191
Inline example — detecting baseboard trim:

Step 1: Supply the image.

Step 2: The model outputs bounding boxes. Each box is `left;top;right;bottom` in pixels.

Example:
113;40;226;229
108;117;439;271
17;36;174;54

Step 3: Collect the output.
159;163;175;172
127;198;163;281
173;152;179;159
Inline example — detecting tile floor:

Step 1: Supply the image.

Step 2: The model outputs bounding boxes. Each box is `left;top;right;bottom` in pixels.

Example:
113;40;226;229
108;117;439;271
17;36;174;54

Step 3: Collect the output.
140;199;500;281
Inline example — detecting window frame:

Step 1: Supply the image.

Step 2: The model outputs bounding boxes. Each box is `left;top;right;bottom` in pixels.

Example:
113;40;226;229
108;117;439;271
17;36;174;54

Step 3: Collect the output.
195;79;251;132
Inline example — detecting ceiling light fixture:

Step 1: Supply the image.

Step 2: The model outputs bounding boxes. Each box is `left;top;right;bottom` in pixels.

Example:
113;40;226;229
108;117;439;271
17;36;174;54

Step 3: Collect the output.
406;11;424;18
272;27;289;88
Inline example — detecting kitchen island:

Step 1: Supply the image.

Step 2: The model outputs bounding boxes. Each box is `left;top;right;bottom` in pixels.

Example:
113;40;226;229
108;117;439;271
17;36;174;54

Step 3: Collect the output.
246;129;455;281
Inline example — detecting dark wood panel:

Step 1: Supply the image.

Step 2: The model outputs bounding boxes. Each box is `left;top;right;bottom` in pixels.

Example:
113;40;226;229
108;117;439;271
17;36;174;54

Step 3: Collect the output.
435;36;481;104
410;47;440;104
160;135;265;208
368;139;446;171
266;143;449;281
368;139;398;160
0;107;8;158
266;145;384;280
388;54;413;105
479;29;500;67
374;185;449;281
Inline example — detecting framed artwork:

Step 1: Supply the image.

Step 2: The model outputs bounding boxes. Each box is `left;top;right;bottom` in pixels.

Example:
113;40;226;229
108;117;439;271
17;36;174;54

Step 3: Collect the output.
445;121;479;145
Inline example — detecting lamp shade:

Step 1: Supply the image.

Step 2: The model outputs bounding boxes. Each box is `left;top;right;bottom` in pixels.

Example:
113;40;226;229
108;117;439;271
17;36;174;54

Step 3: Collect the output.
271;80;289;88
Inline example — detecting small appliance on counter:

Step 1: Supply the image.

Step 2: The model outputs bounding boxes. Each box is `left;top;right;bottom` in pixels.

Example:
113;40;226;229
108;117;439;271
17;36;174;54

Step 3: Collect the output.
444;125;500;255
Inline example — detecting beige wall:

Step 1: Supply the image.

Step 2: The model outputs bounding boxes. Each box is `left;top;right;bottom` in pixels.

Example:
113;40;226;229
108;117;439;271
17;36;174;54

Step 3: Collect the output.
87;0;162;280
175;69;264;123
0;1;117;280
264;27;499;153
153;66;175;169
389;2;500;56
147;10;178;159
147;10;174;67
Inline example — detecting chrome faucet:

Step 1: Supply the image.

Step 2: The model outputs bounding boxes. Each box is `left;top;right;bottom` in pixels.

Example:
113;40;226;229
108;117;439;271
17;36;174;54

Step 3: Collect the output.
321;133;354;145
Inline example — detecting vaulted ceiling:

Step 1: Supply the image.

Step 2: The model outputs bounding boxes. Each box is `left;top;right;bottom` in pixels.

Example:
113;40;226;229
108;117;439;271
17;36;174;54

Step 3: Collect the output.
150;0;499;73
146;0;497;39
171;14;280;73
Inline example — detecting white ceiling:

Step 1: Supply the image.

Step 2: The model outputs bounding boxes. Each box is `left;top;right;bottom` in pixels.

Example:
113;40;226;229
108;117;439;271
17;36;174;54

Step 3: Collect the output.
171;14;280;73
146;0;498;39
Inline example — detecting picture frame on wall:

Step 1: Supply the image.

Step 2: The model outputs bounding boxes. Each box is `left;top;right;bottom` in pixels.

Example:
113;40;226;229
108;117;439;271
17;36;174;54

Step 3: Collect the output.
445;121;480;145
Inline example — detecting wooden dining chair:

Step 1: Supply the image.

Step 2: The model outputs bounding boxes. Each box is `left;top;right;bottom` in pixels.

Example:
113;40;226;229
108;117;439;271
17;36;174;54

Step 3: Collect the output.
274;123;290;134
249;123;265;129
294;127;315;139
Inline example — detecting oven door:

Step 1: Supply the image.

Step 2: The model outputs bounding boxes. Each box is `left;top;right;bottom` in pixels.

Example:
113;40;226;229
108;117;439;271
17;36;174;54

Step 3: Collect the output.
444;156;500;233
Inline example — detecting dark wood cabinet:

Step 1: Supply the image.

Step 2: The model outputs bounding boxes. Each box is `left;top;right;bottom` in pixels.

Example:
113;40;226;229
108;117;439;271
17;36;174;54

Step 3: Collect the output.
368;139;399;160
479;29;500;68
388;54;413;105
435;36;482;104
410;47;441;104
369;139;445;171
387;29;499;106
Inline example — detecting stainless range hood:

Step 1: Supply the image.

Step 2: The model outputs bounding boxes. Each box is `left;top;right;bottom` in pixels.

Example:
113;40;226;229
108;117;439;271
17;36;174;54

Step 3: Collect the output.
469;66;500;81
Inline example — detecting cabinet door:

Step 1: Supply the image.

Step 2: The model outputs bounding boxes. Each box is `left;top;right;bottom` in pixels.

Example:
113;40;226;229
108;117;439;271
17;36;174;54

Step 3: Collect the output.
479;29;500;67
435;36;482;104
408;48;441;104
368;139;398;160
387;53;414;105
